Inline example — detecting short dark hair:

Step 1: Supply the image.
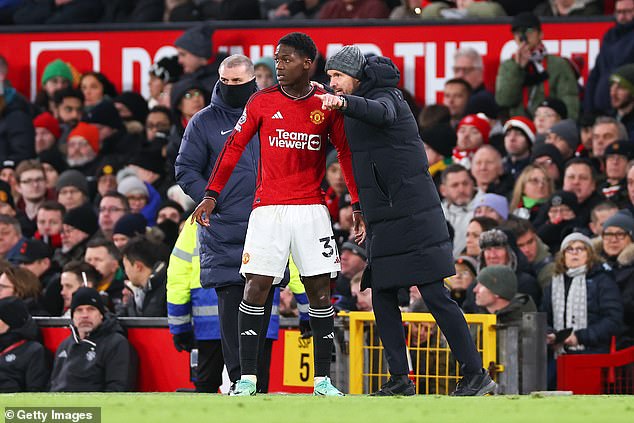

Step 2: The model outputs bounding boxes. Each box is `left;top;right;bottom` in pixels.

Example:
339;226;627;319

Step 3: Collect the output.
0;215;21;236
278;32;317;61
469;216;499;233
147;106;173;125
440;163;471;185
501;217;535;239
86;238;121;261
122;236;169;269
100;191;130;211
62;260;102;286
565;157;597;182
444;78;472;95
38;200;66;216
53;87;84;106
591;201;618;223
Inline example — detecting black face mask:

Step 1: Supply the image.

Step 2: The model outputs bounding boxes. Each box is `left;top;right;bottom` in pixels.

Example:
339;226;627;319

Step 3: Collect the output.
219;78;257;109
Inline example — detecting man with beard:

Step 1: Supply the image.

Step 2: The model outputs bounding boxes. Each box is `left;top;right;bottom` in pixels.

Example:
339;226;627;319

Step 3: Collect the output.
609;64;634;140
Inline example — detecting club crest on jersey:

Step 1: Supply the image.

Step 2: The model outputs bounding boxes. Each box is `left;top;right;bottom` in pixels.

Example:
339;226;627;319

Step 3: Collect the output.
242;253;250;264
310;110;325;125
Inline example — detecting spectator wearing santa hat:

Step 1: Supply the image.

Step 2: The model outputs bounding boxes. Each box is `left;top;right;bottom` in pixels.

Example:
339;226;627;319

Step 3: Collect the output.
452;114;491;170
503;116;536;179
65;122;100;177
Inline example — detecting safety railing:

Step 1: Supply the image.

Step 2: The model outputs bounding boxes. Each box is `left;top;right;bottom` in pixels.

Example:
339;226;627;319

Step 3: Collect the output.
345;312;497;395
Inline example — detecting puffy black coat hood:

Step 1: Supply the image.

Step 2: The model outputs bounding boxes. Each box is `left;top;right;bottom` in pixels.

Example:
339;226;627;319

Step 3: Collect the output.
355;56;400;96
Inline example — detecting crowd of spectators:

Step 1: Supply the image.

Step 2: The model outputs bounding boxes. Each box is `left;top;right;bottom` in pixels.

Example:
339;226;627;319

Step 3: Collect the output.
0;0;633;393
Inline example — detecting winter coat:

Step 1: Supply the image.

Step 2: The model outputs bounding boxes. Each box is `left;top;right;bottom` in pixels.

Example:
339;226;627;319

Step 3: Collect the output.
541;263;624;354
442;191;483;258
532;237;555;290
495;293;537;326
584;19;634;115
49;315;136;392
495;54;579;120
0;88;35;164
341;56;454;290
121;262;167;317
175;82;258;289
0;318;49;392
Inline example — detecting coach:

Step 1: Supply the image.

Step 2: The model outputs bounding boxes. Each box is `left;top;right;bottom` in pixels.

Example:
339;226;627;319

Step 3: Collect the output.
175;54;273;392
318;46;496;396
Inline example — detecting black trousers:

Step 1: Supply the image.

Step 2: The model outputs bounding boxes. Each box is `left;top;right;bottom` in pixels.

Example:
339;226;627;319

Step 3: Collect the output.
372;280;482;376
215;284;274;390
194;340;224;393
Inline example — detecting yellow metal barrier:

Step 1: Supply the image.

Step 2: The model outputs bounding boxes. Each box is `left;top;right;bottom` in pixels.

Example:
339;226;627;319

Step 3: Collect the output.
347;312;497;394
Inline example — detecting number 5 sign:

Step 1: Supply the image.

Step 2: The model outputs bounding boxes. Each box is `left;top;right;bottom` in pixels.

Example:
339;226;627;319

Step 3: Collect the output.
283;330;314;387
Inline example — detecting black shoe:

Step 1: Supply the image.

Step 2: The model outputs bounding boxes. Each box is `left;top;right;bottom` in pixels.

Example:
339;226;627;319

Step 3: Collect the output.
370;375;416;396
451;369;497;396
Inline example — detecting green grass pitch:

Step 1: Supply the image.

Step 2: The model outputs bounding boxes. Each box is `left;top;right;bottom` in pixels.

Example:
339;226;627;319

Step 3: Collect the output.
1;394;634;423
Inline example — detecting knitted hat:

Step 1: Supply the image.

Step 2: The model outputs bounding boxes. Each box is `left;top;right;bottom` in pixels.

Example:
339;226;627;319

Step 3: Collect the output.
464;95;499;119
33;111;61;139
530;143;565;174
130;148;165;176
479;229;509;250
610;64;634;96
83;100;124;131
0;180;14;207
68;122;100;154
112;213;147;237
96;160;120;179
511;12;541;33
38;148;68;174
174;25;213;59
70;287;105;317
421;122;457;157
475;193;509;220
1;160;16;170
41;59;73;86
114;91;149;123
117;176;149;198
603;209;634;236
149;56;183;83
158;200;184;216
537;97;568;119
455;255;477;276
326;149;338;170
325;45;367;80
548;119;579;152
56;169;89;195
503;116;536;144
458;114;490;143
547;190;579;214
0;297;30;329
63;204;98;236
14;239;52;264
341;241;367;260
604;140;634;159
477;265;517;300
560;232;593;251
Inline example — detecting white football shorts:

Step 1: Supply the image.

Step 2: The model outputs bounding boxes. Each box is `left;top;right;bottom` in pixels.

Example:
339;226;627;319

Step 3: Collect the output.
239;204;341;283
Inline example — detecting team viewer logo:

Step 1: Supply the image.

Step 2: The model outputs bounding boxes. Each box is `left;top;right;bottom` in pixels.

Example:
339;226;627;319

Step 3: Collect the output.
242;253;250;264
310;110;325;125
269;130;322;151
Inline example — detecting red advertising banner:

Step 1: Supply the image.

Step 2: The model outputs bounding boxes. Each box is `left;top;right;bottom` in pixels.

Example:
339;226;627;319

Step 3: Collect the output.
0;21;612;105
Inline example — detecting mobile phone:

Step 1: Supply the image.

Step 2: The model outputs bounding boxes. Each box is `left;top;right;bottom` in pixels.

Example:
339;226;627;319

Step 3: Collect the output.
554;327;574;344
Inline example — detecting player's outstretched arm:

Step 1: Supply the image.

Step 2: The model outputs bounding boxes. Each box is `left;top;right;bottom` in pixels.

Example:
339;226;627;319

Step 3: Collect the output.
190;197;217;227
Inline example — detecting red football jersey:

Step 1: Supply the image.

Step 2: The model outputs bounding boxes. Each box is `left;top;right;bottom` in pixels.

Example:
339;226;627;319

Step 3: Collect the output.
206;85;359;209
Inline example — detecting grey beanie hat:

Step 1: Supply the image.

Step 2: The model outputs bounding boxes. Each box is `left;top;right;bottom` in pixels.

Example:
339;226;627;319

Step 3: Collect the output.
560;232;593;251
603;209;634;236
117;176;149;198
479;228;509;250
549;119;579;152
56;169;89;195
325;45;366;80
174;25;212;60
477;265;517;301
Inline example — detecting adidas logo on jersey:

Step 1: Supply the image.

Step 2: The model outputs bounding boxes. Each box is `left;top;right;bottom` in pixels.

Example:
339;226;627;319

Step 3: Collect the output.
58;350;68;358
323;332;335;339
272;111;284;119
241;330;258;336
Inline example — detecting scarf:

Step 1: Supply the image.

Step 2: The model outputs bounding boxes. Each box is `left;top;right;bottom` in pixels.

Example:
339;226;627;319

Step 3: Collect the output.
524;42;549;87
451;147;478;170
551;265;588;355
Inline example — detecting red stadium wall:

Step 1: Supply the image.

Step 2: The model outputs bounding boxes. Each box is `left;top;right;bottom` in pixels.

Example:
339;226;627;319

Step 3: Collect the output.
40;325;310;393
0;20;612;106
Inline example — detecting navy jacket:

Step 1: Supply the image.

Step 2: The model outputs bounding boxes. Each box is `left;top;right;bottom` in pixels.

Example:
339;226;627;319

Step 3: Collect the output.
584;19;634;115
542;264;624;354
341;57;454;290
175;82;258;288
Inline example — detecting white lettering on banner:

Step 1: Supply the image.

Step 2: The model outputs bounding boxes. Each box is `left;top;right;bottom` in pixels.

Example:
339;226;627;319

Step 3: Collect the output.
394;42;424;98
425;42;453;106
122;48;151;97
269;130;321;150
29;41;100;101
